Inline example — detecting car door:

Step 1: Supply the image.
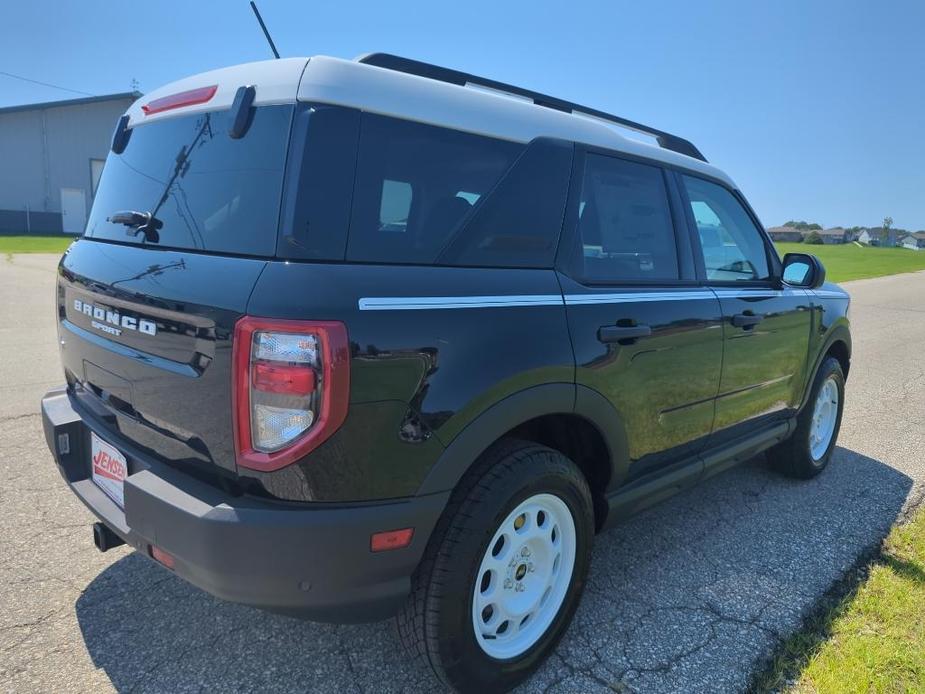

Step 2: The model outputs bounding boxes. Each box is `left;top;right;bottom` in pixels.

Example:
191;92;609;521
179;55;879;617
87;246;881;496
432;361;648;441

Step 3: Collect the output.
676;173;813;444
558;149;725;484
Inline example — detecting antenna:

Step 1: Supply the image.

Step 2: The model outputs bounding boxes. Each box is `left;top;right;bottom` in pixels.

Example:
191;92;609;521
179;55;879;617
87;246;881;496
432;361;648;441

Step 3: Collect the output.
250;1;280;59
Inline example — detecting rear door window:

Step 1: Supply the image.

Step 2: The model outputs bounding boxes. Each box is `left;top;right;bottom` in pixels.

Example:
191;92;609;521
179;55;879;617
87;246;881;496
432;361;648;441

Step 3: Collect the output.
346;114;523;264
85;105;293;256
572;153;679;282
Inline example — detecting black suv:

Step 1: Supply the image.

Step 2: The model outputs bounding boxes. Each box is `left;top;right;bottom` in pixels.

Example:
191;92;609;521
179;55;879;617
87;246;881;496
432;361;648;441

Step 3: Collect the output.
42;53;850;692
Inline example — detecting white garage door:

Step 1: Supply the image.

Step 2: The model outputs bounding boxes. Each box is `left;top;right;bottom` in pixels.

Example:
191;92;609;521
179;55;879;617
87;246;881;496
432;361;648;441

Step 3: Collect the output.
60;188;87;235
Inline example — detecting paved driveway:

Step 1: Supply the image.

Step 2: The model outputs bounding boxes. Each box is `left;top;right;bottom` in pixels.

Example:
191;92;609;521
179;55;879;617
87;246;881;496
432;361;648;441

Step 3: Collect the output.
1;253;923;693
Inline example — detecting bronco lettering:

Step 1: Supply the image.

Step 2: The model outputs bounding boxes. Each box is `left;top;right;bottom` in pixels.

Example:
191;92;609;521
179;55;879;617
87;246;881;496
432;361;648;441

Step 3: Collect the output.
74;299;157;336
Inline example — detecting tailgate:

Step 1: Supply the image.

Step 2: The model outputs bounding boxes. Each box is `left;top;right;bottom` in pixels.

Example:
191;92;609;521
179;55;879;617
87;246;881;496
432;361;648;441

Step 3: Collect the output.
58;239;266;475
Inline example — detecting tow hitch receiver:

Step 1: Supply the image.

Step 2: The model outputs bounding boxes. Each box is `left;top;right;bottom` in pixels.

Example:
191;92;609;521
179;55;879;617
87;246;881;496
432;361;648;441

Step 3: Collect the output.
92;522;125;552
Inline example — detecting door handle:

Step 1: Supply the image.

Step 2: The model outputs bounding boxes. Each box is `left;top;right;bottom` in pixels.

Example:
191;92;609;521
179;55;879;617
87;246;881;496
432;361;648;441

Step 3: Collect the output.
598;324;652;344
731;312;764;328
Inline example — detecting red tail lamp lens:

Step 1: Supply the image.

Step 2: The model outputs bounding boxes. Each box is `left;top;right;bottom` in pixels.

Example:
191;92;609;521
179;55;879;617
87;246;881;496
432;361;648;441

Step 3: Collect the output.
232;317;350;472
252;362;316;395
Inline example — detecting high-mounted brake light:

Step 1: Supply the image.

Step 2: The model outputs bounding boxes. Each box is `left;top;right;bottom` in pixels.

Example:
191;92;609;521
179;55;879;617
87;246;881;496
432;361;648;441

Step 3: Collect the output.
233;317;350;472
142;85;218;116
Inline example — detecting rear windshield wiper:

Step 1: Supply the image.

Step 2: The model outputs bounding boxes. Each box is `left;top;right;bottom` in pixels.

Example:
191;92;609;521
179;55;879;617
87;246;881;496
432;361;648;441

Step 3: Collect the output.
107;210;163;243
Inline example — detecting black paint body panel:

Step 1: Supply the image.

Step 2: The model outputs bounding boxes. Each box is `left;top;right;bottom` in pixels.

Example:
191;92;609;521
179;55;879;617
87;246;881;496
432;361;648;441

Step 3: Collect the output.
708;289;813;445
56;240;265;483
558;274;725;484
244;263;573;500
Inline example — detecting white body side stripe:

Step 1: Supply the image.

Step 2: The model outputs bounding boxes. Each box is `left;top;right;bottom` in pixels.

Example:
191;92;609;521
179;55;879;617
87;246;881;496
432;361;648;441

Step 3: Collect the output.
812;290;850;299
712;287;812;298
358;295;563;311
357;287;835;311
564;291;715;305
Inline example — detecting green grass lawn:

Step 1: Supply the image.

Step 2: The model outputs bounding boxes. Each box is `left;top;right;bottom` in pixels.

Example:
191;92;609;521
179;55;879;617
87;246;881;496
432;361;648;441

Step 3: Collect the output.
755;507;925;693
775;242;925;283
0;235;74;254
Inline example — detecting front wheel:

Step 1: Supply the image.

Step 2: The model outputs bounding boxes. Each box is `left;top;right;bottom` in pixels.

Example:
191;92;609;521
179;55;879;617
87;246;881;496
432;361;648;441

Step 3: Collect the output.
397;439;594;692
769;356;845;478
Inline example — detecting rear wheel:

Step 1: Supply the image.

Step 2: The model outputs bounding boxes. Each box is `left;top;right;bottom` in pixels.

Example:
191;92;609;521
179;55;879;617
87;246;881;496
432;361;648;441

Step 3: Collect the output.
769;356;845;478
472;492;577;660
397;439;594;692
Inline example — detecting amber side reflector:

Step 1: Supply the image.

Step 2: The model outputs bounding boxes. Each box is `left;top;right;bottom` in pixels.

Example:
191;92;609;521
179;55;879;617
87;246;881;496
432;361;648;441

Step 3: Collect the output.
142;85;218;115
370;528;414;552
149;545;176;569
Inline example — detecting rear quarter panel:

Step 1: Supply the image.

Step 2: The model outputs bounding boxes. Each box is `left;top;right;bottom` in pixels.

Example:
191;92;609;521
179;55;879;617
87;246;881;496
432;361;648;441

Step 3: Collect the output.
245;262;573;501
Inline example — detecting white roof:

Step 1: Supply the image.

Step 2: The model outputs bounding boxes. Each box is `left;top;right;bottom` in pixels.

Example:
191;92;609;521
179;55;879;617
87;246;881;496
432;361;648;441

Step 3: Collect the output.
125;55;735;188
124;57;309;126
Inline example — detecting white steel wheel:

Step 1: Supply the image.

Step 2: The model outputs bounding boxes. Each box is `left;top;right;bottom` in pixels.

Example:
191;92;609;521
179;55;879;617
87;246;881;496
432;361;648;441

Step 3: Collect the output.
471;493;577;660
810;376;839;461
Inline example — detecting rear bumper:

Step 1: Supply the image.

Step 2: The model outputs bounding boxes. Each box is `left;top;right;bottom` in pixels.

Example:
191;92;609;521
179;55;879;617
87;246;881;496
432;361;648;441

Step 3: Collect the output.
41;386;449;622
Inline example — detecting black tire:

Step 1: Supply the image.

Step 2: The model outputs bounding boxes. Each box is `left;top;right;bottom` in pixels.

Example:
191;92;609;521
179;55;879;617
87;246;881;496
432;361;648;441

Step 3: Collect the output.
396;438;594;693
769;356;845;479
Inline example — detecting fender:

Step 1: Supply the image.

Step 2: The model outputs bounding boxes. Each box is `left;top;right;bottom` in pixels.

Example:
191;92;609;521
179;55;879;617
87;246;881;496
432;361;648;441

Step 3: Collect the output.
416;383;630;496
799;320;851;411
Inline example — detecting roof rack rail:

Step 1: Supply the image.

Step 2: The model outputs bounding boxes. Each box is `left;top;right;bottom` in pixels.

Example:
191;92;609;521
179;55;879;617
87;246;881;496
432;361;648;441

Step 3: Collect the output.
355;53;707;162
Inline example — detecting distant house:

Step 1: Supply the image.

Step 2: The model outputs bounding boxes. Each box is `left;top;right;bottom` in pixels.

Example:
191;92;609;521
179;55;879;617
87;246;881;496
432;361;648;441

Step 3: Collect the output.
859;229;883;246
900;232;925;251
817;227;847;244
861;227;903;247
767;226;803;242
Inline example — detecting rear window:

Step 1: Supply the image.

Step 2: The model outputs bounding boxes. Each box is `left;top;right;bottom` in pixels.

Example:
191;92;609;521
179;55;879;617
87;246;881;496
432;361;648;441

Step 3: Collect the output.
86;105;293;256
346;114;523;264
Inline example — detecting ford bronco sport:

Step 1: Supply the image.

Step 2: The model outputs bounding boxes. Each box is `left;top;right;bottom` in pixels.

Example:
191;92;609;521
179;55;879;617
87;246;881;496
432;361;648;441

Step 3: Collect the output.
42;53;851;692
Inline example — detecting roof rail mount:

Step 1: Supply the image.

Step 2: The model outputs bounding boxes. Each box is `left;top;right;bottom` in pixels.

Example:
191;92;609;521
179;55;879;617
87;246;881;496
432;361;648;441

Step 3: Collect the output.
356;53;707;163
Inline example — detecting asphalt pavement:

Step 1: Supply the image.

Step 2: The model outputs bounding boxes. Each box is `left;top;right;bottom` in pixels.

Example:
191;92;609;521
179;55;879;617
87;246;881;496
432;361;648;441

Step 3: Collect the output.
1;252;923;693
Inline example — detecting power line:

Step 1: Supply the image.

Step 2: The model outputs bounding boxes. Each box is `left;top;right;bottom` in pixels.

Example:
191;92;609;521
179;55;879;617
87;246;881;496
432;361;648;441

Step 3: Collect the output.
0;70;94;97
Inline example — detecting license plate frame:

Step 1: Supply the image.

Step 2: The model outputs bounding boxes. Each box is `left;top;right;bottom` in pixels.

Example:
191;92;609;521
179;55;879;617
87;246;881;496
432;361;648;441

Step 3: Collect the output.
90;432;127;508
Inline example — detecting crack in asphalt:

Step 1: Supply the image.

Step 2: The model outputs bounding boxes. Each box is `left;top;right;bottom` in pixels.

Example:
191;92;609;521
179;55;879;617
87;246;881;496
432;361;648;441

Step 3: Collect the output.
0;412;41;424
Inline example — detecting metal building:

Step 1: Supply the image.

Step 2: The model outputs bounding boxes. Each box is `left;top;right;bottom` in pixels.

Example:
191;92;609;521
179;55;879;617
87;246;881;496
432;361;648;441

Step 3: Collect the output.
0;92;138;235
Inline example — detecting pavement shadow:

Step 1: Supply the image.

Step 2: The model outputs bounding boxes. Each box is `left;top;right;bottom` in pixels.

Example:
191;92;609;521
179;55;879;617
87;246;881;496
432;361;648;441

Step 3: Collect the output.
75;447;912;693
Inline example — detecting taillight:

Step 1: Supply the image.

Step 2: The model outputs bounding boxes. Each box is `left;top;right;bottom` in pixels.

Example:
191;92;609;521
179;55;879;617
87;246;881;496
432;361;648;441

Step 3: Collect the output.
233;317;350;472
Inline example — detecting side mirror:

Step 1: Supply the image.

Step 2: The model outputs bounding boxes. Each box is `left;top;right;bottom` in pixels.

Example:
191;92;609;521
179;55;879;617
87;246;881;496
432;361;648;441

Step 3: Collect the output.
781;252;826;289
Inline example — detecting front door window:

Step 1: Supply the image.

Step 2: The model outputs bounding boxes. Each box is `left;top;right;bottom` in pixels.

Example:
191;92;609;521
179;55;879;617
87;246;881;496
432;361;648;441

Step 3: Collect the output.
682;175;770;282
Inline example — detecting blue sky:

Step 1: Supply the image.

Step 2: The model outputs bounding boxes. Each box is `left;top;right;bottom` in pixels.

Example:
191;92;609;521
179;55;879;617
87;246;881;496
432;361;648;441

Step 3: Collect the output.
2;0;923;230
